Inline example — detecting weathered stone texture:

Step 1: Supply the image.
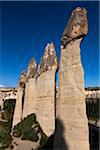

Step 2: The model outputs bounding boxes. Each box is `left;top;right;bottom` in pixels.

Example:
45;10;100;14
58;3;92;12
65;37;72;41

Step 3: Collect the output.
54;7;89;150
13;70;26;128
17;43;58;137
36;43;58;137
22;58;37;118
36;69;56;137
22;78;37;119
12;43;58;136
18;70;26;88
61;7;88;46
38;42;57;76
27;57;37;80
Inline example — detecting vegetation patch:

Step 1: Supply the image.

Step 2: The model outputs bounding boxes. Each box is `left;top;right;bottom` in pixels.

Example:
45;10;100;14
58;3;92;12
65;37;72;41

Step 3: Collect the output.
0;99;16;149
86;98;99;121
38;134;54;150
13;113;47;145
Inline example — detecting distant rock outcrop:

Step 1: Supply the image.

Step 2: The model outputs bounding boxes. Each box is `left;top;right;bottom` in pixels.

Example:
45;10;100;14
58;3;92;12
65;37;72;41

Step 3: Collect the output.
54;7;89;150
0;88;17;102
85;90;100;99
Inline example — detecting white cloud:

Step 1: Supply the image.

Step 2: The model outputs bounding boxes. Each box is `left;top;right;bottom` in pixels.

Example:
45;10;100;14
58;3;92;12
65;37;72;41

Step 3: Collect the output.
0;84;5;87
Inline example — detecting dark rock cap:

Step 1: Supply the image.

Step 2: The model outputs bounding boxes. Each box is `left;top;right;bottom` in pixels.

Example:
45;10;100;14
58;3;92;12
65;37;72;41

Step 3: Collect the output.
38;42;58;76
27;57;37;80
18;69;26;88
61;7;88;46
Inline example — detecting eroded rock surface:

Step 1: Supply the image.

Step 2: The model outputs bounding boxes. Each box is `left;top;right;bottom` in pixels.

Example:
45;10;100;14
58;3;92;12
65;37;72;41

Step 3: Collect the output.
61;7;88;46
27;57;37;80
16;43;58;137
13;70;26;128
38;42;58;76
23;58;37;118
36;43;58;137
54;7;89;150
18;70;26;88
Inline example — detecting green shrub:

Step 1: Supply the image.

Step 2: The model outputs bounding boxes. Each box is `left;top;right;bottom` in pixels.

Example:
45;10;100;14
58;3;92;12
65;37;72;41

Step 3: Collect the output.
4;99;16;130
22;127;38;142
0;147;5;150
0;99;15;149
13;114;39;142
86;98;99;120
0;130;12;148
40;133;48;147
37;134;54;150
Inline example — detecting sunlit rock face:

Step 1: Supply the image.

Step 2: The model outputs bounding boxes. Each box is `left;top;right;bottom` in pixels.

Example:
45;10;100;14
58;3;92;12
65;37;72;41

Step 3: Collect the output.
22;58;37;119
54;7;89;150
13;70;26;128
36;42;58;137
12;42;58;137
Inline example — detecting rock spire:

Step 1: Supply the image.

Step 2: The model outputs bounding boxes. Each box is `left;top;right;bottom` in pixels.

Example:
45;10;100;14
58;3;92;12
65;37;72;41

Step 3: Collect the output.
54;7;89;150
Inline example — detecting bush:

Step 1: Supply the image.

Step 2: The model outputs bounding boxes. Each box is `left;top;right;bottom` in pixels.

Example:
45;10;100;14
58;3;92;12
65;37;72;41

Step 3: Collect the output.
40;133;48;147
86;98;99;120
0;99;15;149
0;130;12;148
4;99;16;130
13;114;40;142
22;127;38;142
38;134;54;150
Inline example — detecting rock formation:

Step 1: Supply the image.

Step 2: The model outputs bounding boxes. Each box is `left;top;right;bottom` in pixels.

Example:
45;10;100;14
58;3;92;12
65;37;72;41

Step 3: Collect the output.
11;7;90;147
0;88;17;103
85;90;100;99
13;69;26;128
36;42;58;137
22;58;37;118
54;7;89;150
12;43;58;137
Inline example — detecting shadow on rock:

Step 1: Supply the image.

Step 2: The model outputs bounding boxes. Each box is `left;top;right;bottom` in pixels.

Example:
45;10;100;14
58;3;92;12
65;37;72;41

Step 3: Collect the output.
54;118;69;150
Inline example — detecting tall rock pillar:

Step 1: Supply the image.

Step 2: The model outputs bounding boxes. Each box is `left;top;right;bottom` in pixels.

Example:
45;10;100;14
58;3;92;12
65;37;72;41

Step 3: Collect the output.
22;58;37;118
54;7;89;150
13;69;26;128
36;43;58;137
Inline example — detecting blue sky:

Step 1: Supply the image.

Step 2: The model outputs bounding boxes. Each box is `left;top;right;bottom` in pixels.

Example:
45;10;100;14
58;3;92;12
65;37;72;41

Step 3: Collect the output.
0;1;99;88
